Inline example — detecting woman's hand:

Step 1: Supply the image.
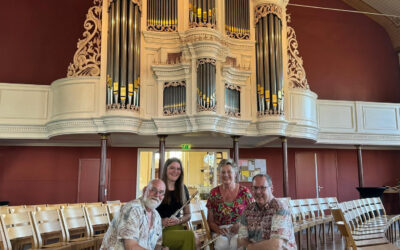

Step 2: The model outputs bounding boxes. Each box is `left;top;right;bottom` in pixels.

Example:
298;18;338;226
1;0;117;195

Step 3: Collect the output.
218;227;230;236
230;223;239;234
162;217;180;227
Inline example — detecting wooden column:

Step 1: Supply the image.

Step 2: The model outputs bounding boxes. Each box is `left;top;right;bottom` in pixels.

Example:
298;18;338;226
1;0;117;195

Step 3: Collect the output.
99;133;109;202
158;135;167;178
281;136;289;197
357;145;364;188
232;136;240;166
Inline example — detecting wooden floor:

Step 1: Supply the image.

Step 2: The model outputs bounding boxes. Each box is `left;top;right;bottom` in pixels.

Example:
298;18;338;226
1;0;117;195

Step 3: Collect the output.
297;230;400;250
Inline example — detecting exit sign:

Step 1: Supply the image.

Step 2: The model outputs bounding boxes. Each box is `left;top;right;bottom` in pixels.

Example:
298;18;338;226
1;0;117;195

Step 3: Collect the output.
181;144;191;150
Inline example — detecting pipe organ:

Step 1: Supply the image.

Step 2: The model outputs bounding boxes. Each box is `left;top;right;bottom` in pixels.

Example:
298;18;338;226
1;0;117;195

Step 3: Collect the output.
106;0;141;110
255;4;284;115
225;0;250;39
147;0;177;32
102;0;310;129
225;84;241;117
189;0;216;28
197;59;217;111
163;81;186;115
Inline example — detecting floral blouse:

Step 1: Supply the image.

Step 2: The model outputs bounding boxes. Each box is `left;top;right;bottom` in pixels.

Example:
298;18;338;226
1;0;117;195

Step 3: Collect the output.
206;185;254;226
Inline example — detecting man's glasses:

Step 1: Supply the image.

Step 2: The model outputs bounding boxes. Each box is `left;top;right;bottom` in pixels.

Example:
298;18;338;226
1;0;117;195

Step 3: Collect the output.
149;187;165;196
252;186;270;192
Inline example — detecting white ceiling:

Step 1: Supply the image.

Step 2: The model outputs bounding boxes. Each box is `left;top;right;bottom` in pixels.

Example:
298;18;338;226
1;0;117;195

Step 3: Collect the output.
343;0;400;50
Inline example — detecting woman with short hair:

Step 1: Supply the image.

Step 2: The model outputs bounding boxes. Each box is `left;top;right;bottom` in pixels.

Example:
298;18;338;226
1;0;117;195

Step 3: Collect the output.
206;159;254;250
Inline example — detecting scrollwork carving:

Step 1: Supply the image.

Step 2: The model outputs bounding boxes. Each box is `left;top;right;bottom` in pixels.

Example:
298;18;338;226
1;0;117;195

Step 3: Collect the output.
147;25;177;32
287;17;309;89
164;81;186;88
196;58;216;68
226;31;250;40
254;4;282;24
67;0;102;77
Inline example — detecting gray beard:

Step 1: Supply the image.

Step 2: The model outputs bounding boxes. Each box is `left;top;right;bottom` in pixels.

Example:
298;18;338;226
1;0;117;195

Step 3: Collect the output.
144;197;161;210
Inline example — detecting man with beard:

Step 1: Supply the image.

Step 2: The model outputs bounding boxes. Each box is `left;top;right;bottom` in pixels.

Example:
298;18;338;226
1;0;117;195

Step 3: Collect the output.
100;179;168;250
237;174;296;250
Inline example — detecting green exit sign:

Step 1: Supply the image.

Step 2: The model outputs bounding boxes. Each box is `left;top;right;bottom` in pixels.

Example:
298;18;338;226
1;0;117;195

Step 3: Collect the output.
181;144;191;150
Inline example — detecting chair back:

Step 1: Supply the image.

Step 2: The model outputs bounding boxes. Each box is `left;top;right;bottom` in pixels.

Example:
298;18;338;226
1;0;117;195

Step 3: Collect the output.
0;212;40;249
0;216;9;250
31;209;68;248
60;206;91;242
84;205;110;237
85;202;103;207
107;203;121;221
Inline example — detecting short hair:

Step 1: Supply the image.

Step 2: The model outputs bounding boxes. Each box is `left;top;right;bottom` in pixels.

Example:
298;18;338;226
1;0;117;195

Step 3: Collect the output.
252;174;272;186
218;159;238;174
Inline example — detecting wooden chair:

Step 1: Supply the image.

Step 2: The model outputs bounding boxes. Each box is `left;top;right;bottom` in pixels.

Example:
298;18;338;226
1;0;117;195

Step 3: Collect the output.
59;207;96;250
289;199;312;249
9;207;36;214
105;200;120;204
331;208;396;250
0;212;40;249
84;205;110;249
106;203;121;222
84;203;103;207
0;216;8;250
31;209;72;249
0;207;9;215
188;201;214;250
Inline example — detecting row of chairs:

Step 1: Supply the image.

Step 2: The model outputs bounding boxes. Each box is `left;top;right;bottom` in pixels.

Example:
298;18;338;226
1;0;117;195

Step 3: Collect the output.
0;202;123;250
332;197;400;250
288;197;338;249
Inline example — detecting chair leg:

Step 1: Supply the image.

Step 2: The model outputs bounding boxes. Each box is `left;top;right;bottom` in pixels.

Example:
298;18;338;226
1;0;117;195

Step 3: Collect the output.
297;231;302;250
306;228;310;250
322;223;326;243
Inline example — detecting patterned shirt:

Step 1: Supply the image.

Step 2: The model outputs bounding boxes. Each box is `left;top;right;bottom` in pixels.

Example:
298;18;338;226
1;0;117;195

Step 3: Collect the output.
206;185;254;226
100;198;162;250
239;198;297;250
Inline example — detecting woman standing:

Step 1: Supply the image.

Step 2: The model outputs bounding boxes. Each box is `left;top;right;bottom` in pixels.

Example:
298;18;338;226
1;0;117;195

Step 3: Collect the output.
157;158;196;250
206;159;254;250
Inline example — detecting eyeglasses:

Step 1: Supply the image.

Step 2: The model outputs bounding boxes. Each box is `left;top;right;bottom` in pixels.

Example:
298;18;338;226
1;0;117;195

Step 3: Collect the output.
252;186;270;192
149;187;165;196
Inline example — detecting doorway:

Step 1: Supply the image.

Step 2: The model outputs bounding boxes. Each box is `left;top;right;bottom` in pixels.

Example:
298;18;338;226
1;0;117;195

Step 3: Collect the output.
294;151;338;199
137;149;228;198
77;159;111;202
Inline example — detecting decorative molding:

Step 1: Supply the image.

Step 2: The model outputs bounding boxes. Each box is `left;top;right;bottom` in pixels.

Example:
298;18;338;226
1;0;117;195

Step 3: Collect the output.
147;25;177;32
254;4;283;24
226;30;250;40
163;81;186;88
286;15;310;89
67;0;102;77
196;58;216;68
189;22;216;29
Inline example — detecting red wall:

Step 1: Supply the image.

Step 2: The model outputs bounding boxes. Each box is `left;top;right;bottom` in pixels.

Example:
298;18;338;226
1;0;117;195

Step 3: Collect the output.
0;146;398;205
288;0;400;102
0;146;138;205
0;0;93;85
240;148;400;202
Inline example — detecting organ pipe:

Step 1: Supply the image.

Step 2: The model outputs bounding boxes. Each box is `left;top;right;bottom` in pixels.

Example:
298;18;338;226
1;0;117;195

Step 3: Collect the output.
225;84;241;117
255;7;283;115
163;82;186;116
225;0;249;39
189;0;216;28
147;0;177;32
106;0;141;110
197;58;216;112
